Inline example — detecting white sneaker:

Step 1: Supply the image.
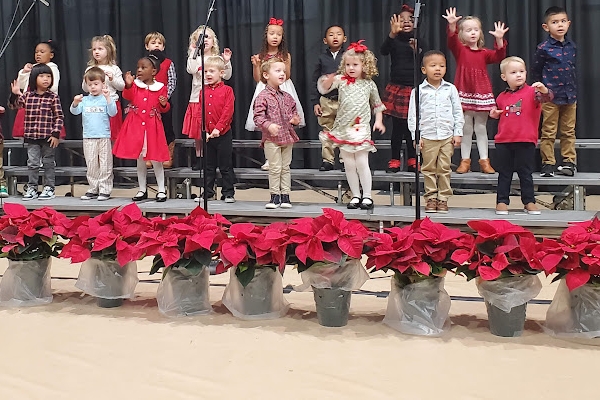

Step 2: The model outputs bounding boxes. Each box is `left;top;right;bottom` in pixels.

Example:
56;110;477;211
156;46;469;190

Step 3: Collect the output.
261;161;270;171
81;192;98;200
23;186;38;201
97;193;111;201
38;186;55;200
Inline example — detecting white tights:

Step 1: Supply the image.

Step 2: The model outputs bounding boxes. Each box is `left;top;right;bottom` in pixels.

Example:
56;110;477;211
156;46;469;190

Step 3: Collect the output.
340;149;372;199
461;110;489;159
137;156;165;193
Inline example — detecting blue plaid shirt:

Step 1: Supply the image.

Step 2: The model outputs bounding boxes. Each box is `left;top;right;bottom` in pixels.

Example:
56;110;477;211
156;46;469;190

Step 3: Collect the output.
531;35;577;105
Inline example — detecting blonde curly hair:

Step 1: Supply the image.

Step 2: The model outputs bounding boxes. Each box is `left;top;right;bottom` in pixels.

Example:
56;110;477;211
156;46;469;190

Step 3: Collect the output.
337;48;379;79
188;25;220;56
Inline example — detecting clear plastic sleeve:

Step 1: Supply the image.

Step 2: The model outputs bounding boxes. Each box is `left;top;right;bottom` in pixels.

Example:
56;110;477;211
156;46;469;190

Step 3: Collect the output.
0;258;52;307
383;277;451;336
75;258;138;299
294;258;369;292
544;279;600;339
222;267;289;320
476;275;542;313
157;266;212;317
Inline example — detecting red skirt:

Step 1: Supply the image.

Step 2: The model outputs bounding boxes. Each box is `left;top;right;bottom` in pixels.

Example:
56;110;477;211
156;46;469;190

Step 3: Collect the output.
182;102;202;139
12;108;66;139
109;100;123;141
382;83;412;120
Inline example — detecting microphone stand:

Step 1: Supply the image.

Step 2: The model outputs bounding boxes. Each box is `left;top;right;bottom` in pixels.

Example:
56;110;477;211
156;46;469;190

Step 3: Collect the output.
413;0;424;220
193;0;216;212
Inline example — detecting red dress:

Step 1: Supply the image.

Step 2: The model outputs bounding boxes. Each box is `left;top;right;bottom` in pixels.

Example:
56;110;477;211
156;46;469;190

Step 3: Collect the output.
447;27;506;112
112;79;170;162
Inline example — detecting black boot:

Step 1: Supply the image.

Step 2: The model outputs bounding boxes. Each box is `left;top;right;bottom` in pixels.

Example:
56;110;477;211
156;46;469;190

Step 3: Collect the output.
192;156;202;171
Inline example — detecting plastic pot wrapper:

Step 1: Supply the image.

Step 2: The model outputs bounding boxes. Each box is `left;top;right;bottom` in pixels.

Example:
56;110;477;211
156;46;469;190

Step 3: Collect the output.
222;267;289;320
477;275;542;313
545;279;600;339
157;266;212;317
383;277;451;336
75;258;138;299
294;258;369;292
0;258;52;307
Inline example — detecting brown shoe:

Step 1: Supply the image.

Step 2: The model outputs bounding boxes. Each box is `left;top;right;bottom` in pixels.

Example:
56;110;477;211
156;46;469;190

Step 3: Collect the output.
425;198;437;213
524;202;541;215
495;203;509;215
437;200;449;213
163;141;175;169
456;158;471;174
479;158;495;174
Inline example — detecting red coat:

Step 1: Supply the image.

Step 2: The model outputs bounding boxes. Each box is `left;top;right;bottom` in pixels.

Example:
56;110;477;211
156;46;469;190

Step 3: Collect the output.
113;79;170;161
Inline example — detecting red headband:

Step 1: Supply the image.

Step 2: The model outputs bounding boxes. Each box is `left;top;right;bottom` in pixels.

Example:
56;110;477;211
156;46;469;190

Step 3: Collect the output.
348;39;368;53
401;4;415;14
269;17;283;26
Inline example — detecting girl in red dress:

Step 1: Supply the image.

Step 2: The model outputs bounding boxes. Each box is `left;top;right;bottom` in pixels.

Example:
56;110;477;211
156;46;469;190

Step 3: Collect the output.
443;7;508;174
112;54;170;202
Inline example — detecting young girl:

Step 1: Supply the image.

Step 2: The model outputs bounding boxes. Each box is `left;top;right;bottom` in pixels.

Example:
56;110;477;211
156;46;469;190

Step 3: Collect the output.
318;40;386;210
443;7;508;174
10;64;64;200
112;54;170;202
82;35;125;141
245;17;305;170
183;25;232;170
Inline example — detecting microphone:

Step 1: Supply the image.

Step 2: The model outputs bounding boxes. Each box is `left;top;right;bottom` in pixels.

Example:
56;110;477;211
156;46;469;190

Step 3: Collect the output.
414;0;423;29
38;0;50;6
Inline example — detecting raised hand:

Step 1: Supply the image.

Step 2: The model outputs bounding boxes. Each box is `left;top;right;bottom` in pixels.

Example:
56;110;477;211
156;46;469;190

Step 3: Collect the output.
250;54;261;66
390;14;403;37
11;80;22;95
72;94;84;106
223;48;232;63
105;70;114;81
489;21;509;39
102;87;110;100
23;63;33;73
124;71;134;86
442;7;462;25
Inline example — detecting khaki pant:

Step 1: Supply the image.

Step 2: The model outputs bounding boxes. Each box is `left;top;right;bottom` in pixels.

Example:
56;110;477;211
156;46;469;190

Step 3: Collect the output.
83;138;114;195
0;139;5;186
540;102;577;165
264;141;293;195
421;137;454;201
318;96;339;164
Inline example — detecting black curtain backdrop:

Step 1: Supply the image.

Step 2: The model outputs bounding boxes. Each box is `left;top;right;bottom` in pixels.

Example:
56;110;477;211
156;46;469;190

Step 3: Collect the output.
0;0;596;172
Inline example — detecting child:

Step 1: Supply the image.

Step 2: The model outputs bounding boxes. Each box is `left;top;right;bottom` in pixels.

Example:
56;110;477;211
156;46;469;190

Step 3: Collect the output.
82;35;124;141
71;67;117;201
246;17;305;171
408;51;464;213
190;56;235;203
381;4;420;173
112;54;170;202
253;58;300;209
318;40;386;210
532;6;577;177
145;32;177;168
443;7;508;174
490;56;553;215
10;64;64;200
0;106;7;197
183;25;232;170
310;24;346;171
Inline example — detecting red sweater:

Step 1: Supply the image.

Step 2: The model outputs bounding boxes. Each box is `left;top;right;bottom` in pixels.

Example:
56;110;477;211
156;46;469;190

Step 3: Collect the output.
198;81;235;134
494;84;553;144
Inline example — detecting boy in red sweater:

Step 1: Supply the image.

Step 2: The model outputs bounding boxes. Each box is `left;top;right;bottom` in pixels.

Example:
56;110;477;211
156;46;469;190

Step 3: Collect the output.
490;56;553;215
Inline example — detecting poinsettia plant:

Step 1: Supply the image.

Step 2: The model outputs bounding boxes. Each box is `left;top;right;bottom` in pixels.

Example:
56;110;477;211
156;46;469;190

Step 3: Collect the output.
454;220;543;281
137;207;230;277
366;218;473;287
0;203;70;260
537;217;600;291
60;203;151;266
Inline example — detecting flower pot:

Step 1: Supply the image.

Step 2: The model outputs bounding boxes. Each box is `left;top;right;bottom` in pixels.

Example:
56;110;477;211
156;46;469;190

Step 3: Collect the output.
157;266;211;317
0;258;52;307
545;279;600;338
75;258;138;308
313;286;352;327
485;301;527;337
383;276;451;336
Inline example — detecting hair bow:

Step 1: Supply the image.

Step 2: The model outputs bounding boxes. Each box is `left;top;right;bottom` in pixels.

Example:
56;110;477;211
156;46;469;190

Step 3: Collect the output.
269;17;284;26
347;39;368;53
401;4;415;14
341;75;356;84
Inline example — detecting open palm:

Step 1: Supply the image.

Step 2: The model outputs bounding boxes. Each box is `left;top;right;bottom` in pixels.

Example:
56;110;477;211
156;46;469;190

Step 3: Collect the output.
442;7;462;25
489;21;509;38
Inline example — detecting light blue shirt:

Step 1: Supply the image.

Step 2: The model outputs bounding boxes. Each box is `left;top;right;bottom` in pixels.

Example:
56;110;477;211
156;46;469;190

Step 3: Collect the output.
408;79;464;141
70;94;117;139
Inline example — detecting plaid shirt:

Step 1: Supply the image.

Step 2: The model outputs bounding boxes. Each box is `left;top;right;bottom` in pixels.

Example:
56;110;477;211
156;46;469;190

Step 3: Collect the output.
167;62;177;99
17;90;64;139
253;84;299;146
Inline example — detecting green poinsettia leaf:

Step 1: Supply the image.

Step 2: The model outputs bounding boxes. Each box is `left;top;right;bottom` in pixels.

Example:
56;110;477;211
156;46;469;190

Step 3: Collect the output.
235;264;256;288
193;249;213;267
150;254;165;275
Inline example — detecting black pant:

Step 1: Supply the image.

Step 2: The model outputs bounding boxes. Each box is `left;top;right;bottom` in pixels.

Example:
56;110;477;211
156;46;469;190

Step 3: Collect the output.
161;102;175;144
390;117;415;160
495;142;535;205
205;131;235;198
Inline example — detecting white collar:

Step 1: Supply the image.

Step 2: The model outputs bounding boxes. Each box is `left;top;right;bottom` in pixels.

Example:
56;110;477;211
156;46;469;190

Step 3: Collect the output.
133;78;164;91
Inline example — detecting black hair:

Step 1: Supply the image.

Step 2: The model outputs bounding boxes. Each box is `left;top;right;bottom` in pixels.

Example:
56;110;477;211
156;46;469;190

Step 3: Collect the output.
148;49;166;65
28;63;54;91
141;53;161;73
323;25;345;37
544;6;568;23
421;50;445;66
36;40;57;56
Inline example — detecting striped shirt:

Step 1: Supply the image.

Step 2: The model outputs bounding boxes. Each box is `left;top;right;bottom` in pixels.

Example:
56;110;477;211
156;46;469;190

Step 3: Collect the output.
16;90;64;139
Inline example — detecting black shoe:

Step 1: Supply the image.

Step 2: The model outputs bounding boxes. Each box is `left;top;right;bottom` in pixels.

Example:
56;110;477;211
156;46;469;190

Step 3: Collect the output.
156;191;167;202
341;164;345;172
319;161;334;171
540;164;555;177
265;194;281;209
192;157;202;171
557;162;576;176
280;194;292;208
360;197;374;210
132;191;147;201
347;197;361;209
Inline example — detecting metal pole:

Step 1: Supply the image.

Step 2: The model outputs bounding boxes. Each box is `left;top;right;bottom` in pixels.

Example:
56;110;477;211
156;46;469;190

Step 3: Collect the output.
413;0;424;220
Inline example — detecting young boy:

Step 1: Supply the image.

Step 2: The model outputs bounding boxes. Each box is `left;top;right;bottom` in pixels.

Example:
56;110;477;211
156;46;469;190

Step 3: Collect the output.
145;32;177;168
254;58;300;209
194;56;236;203
532;6;577;177
491;57;553;215
408;50;464;213
310;25;346;171
70;67;117;201
0;105;7;198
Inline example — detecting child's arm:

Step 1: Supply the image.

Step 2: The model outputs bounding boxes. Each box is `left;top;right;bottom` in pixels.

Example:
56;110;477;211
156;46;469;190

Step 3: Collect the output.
186;47;202;75
407;88;417;141
368;81;386;133
10;80;24;109
17;65;31;90
70;94;84;115
223;48;233;80
49;63;60;94
317;74;339;94
167;62;177;99
443;7;463;58
310;58;323;115
530;45;545;84
450;85;464;146
111;65;126;91
50;95;64;146
532;82;554;104
251;54;262;83
158;87;170;113
104;88;118;117
253;95;279;136
284;53;292;81
212;87;235;136
484;22;509;64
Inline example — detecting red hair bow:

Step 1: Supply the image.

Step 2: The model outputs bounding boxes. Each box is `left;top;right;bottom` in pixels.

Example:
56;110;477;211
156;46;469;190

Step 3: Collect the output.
401;4;415;14
269;17;284;26
348;39;368;53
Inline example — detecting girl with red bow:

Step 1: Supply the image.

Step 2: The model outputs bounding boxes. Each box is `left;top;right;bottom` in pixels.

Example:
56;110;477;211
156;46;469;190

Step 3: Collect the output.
318;40;386;210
